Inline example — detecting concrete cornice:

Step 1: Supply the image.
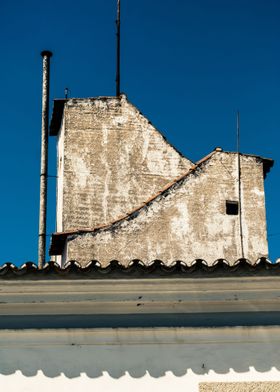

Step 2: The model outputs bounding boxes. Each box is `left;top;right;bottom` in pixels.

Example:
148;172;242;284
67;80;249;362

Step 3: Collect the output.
1;276;280;318
1;326;280;348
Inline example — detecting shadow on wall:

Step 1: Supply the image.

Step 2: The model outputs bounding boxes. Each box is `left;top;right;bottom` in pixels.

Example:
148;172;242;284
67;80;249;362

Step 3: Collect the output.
0;332;280;379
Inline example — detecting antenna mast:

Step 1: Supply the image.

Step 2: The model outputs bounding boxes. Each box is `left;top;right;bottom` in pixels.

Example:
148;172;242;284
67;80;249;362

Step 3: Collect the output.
237;111;245;258
116;0;121;96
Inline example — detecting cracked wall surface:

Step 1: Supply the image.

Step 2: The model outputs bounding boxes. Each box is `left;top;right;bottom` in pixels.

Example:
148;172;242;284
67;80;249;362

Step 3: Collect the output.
56;95;192;232
65;152;268;266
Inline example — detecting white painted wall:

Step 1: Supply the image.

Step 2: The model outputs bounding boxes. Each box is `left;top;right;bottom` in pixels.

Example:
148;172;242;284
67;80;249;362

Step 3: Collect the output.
1;327;280;392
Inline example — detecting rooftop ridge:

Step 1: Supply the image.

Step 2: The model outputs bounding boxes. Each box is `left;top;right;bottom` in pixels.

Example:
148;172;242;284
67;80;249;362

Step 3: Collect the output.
0;258;279;279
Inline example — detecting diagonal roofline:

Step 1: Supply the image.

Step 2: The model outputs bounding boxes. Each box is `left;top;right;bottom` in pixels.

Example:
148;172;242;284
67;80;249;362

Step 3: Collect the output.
50;148;273;255
49;150;217;255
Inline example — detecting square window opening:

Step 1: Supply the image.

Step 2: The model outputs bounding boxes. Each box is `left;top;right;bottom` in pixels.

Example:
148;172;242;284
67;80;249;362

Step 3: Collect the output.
226;200;239;215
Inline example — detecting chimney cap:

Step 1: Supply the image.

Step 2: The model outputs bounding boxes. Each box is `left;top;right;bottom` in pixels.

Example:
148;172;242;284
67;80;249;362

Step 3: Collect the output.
41;50;53;58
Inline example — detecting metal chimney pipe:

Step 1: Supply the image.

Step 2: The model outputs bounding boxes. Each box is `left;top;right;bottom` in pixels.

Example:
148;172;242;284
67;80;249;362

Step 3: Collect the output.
38;50;52;269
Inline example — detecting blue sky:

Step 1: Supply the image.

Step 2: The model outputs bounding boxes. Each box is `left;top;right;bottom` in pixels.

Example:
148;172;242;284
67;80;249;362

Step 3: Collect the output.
0;0;279;264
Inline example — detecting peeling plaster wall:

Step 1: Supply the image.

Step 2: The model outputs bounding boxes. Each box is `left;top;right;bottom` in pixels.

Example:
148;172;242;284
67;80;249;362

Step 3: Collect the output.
57;95;192;231
66;152;268;265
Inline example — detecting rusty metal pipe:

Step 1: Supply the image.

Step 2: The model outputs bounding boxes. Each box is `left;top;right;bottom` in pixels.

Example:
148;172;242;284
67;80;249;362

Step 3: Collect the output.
38;50;52;269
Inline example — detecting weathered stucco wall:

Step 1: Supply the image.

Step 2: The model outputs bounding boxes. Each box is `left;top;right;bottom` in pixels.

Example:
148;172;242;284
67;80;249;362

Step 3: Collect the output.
57;95;192;231
199;382;280;391
66;151;268;265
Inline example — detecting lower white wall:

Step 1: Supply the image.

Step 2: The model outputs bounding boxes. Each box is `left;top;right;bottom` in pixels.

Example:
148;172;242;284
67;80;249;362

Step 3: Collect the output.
1;327;280;392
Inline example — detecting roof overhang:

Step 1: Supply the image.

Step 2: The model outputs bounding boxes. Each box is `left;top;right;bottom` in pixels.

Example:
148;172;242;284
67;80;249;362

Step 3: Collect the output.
49;99;66;136
50;231;70;254
261;157;274;178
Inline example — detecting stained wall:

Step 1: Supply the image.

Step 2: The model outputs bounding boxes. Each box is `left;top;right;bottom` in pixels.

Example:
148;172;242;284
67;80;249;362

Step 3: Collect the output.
56;95;192;232
65;151;268;265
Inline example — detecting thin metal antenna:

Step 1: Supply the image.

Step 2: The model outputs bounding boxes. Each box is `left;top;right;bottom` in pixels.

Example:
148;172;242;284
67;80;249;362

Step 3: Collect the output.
116;0;121;96
237;111;244;258
38;50;52;269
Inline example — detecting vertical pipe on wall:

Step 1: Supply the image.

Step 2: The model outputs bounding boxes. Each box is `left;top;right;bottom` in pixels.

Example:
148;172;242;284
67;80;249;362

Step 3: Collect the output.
38;50;52;269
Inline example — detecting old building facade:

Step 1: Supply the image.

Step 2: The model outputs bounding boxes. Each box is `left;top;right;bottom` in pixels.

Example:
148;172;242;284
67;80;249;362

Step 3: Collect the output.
49;94;273;266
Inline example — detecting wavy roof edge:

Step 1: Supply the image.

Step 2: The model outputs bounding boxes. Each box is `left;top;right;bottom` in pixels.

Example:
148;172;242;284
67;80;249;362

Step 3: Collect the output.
0;258;280;279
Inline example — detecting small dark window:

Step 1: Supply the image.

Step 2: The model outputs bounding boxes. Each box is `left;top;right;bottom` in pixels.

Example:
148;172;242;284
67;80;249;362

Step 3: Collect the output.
226;200;239;215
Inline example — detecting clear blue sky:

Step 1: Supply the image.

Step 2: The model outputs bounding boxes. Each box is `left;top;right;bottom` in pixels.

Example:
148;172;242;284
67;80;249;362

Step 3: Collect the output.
0;0;279;265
